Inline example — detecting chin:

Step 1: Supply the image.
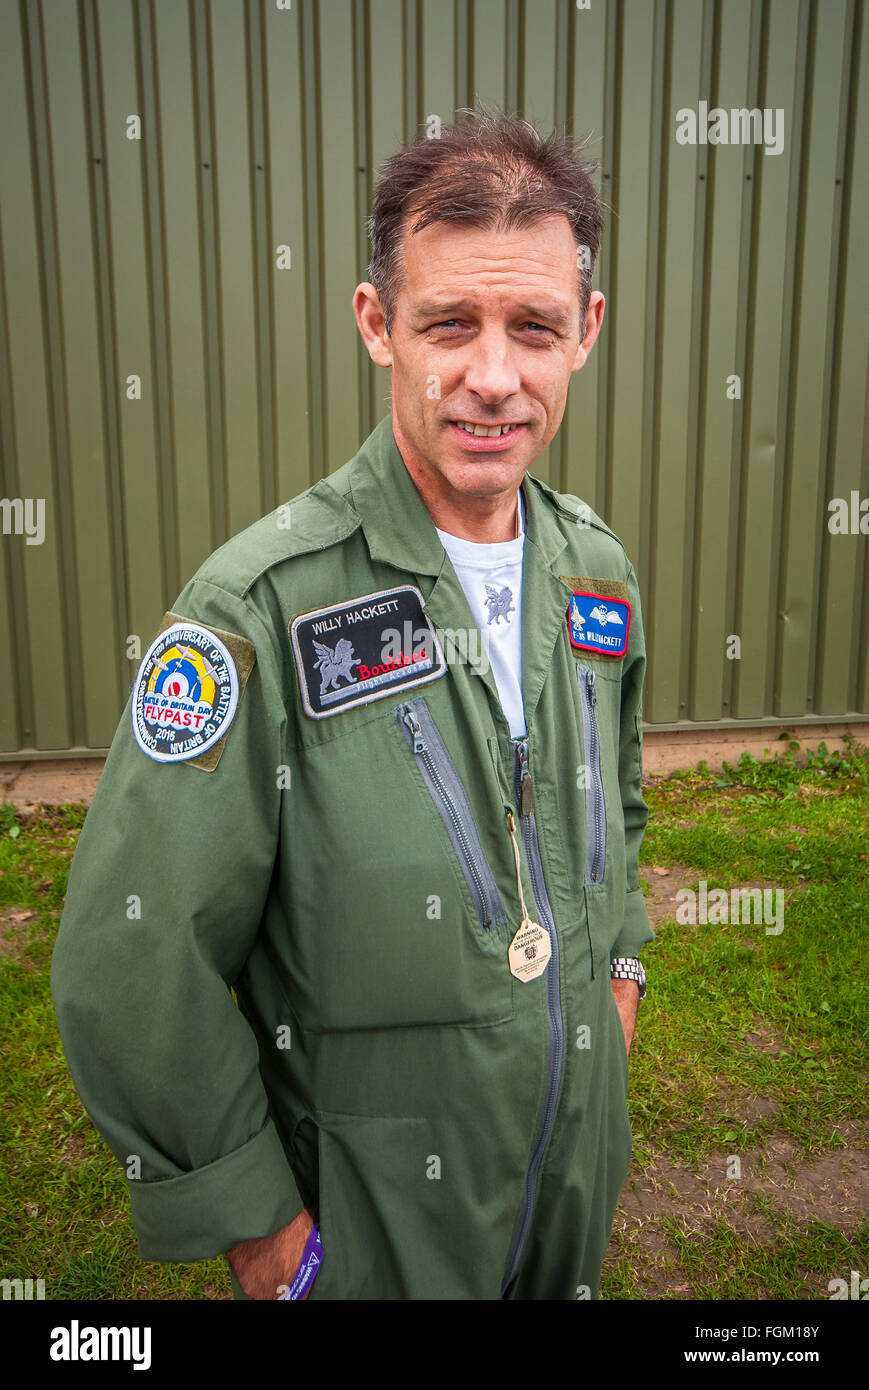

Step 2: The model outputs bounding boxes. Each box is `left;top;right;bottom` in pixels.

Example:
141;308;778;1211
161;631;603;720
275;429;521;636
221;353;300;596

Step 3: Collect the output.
443;465;527;498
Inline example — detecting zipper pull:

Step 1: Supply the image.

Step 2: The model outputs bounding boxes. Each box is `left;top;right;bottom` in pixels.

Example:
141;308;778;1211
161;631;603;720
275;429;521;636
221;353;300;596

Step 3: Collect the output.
516;740;534;817
585;669;597;707
401;706;426;754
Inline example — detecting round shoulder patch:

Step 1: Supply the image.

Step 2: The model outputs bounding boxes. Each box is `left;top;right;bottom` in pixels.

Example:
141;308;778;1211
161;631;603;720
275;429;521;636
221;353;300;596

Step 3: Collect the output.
132;622;240;763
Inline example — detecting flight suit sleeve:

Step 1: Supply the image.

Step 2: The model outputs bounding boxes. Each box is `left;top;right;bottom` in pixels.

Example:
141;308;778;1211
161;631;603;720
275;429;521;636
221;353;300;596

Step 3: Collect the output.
50;576;305;1263
610;561;655;959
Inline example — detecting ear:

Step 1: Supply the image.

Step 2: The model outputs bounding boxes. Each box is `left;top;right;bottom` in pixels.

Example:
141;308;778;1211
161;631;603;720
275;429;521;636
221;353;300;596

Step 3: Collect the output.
353;283;393;367
571;291;605;372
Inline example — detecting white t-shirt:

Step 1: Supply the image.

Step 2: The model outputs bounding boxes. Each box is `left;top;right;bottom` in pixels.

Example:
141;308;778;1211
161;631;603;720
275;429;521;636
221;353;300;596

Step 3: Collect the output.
435;491;526;737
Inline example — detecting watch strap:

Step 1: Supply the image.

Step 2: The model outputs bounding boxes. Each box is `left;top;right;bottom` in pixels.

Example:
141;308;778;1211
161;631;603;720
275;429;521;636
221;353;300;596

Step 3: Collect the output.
610;955;646;1001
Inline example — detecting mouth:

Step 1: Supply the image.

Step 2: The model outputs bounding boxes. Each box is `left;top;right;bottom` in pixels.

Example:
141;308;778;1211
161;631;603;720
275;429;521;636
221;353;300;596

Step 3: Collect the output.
447;420;526;450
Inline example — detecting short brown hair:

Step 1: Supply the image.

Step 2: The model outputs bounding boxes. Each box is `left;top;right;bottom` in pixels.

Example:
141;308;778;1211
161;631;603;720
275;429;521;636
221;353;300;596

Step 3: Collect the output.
367;103;606;336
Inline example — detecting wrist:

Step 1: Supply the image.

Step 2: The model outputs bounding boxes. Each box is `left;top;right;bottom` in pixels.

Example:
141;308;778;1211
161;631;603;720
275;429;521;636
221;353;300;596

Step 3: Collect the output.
610;955;646;1000
227;1207;314;1299
278;1223;323;1300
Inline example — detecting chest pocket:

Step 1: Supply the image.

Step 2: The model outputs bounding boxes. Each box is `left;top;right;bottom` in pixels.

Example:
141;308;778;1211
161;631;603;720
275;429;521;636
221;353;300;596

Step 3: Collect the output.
282;698;514;1033
573;658;628;971
395;698;506;932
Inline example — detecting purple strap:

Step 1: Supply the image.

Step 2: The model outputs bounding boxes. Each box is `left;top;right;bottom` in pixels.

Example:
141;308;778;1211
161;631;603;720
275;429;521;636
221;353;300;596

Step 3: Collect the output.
281;1224;322;1300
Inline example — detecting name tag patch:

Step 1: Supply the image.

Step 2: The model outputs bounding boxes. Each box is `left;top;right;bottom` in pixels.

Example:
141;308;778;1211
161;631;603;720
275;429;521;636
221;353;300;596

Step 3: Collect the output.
290;585;446;719
132;621;241;762
568;592;631;657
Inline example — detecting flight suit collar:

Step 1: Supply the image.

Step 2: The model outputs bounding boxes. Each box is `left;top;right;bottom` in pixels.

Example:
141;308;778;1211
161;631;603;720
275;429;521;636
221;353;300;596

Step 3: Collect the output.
349;415;446;578
349;415;570;729
349;414;568;576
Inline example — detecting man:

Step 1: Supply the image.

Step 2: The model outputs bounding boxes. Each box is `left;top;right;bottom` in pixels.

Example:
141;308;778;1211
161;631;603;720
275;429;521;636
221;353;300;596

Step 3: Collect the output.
51;105;653;1301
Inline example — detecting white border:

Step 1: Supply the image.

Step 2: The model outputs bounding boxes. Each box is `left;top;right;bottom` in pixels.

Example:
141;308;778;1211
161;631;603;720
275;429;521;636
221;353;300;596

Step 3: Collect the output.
132;622;240;763
290;584;446;720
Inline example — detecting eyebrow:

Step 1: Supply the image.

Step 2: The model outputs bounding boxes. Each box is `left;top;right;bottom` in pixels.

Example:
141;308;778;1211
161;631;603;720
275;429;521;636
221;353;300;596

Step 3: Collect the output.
412;299;575;333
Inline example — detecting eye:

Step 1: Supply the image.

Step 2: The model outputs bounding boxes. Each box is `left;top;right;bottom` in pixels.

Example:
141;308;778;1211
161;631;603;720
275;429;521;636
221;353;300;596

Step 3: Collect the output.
426;318;556;337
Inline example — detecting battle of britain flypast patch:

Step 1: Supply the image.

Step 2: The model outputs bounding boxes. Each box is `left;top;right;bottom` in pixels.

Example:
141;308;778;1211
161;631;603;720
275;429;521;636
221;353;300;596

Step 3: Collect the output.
567;591;631;658
290;585;446;719
132;620;247;765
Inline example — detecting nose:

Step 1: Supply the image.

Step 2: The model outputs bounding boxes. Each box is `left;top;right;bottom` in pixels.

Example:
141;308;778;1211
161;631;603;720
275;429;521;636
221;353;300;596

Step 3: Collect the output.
462;330;522;403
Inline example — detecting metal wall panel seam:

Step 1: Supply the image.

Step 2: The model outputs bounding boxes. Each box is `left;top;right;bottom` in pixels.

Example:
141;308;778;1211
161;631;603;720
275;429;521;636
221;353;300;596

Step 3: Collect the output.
136;0;180;606
354;0;374;446
82;0;128;719
682;0;716;723
0;221;29;750
365;0;403;433
299;0;325;483
191;0;227;553
730;0;767;721
506;0;522;114
725;0;764;723
850;4;869;713
770;0;811;715
816;0;864;714
248;0;277;519
737;0;801;719
842;0;869;714
549;0;570;494
643;0;673;719
794;3;851;716
640;0;668;603
564;0;606;519
403;0;420;140
455;0;472;113
22;0;81;748
596;0;617;526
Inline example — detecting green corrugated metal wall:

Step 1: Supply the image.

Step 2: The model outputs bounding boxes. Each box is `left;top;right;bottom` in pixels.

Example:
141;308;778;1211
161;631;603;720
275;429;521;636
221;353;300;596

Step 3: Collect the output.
0;0;866;758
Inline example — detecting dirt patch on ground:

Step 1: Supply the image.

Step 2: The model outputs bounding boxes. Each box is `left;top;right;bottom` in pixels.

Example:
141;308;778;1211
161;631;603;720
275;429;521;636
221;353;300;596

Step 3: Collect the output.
613;1124;869;1295
0;761;103;811
638;863;701;930
742;1021;788;1056
0;909;39;968
621;1135;868;1229
639;864;798;940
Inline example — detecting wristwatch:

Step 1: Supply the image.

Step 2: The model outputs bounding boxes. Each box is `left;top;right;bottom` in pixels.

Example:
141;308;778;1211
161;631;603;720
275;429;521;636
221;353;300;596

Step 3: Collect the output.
610;956;646;1001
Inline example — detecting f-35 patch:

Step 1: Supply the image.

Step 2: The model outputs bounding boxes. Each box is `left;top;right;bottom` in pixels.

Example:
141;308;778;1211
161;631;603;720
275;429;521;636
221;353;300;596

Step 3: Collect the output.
568;591;631;658
291;585;446;719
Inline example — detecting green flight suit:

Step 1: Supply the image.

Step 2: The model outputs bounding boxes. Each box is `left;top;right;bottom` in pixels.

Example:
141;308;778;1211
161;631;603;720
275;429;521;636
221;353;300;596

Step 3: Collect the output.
51;414;654;1300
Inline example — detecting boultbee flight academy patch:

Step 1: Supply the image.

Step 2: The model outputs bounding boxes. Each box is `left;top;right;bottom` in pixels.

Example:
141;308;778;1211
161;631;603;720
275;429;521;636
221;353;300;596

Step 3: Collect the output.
132;617;254;768
290;585;447;719
567;591;632;658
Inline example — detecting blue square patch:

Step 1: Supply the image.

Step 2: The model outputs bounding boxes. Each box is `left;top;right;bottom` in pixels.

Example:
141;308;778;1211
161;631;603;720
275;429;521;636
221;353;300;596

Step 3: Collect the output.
567;591;631;658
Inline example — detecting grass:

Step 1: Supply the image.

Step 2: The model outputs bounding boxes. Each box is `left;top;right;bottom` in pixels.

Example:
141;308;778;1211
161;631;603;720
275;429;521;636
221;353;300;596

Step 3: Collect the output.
600;733;869;1298
1;733;867;1299
0;803;229;1299
608;1205;863;1301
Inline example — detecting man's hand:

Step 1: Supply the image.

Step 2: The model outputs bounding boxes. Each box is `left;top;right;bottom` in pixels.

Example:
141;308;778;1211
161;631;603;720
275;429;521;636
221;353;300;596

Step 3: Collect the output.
227;1206;314;1300
611;977;640;1059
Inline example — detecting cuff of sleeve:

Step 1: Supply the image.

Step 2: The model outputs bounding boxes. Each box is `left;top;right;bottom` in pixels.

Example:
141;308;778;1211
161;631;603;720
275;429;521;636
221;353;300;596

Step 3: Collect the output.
610;886;655;960
128;1120;304;1262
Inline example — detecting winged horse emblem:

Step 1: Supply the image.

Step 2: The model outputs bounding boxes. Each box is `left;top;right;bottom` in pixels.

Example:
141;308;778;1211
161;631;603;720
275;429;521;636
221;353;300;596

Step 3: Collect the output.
312;638;361;694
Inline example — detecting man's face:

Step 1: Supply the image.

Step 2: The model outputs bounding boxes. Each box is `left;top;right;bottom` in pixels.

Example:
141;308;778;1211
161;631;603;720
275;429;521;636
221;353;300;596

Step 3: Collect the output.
355;214;603;507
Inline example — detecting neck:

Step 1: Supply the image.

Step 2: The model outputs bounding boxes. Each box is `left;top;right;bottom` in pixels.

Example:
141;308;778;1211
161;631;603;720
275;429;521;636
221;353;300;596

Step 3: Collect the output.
402;463;522;543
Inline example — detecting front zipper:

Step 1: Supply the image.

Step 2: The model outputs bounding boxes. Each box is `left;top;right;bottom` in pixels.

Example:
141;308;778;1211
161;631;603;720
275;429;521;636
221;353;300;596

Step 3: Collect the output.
396;699;506;931
500;736;565;1297
577;665;607;884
